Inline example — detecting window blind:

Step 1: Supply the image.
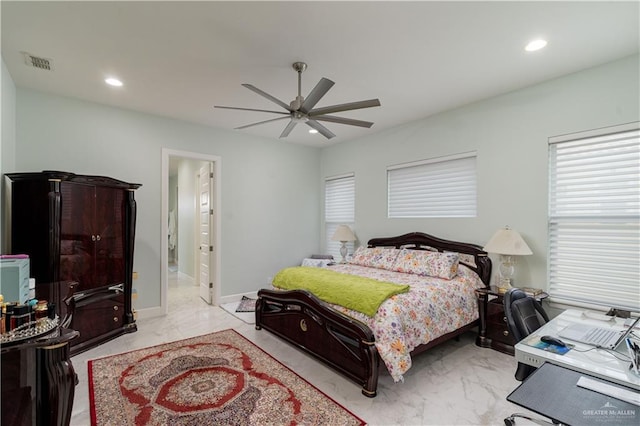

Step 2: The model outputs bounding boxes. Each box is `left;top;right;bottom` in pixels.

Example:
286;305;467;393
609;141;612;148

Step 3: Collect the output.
325;174;355;260
548;123;640;311
387;153;477;218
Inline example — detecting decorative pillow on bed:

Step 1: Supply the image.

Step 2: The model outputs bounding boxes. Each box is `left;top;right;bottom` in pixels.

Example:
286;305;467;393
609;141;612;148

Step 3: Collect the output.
392;248;459;279
349;246;401;270
455;252;477;268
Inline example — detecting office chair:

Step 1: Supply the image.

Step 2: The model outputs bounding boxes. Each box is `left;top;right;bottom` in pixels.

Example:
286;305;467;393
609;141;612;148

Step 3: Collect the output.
504;287;550;381
503;288;556;426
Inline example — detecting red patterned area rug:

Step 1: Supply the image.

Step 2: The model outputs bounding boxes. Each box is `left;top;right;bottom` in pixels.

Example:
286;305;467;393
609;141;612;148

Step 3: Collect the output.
88;329;365;425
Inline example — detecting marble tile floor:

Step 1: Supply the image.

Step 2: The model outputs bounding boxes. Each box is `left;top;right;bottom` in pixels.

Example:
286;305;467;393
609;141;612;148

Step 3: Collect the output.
69;272;537;425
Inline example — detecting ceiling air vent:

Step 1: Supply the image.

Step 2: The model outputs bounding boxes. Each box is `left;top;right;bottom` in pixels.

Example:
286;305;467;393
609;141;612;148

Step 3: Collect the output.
22;52;52;71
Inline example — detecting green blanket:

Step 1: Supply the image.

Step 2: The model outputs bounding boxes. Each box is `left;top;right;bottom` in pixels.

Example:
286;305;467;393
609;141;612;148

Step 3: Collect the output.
272;266;410;317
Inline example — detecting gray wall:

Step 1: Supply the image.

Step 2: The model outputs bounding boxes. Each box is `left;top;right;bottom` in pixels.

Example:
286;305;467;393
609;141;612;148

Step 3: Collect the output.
174;158;208;278
320;54;640;290
1;59;17;247
9;87;321;308
168;173;178;264
3;54;638;311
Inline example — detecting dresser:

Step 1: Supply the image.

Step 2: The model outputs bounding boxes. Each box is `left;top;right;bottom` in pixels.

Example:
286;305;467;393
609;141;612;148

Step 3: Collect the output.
6;171;140;355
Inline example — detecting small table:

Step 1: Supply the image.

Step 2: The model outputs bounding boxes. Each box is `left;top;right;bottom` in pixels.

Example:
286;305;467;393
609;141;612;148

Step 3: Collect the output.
1;281;78;426
475;286;548;355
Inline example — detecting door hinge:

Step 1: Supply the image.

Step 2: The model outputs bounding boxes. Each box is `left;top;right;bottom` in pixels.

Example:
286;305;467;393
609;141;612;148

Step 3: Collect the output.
210;208;213;215
209;246;213;252
209;282;213;288
210;172;213;178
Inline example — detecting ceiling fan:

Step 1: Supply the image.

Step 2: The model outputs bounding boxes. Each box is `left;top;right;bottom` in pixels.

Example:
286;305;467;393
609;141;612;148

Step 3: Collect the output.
215;62;381;140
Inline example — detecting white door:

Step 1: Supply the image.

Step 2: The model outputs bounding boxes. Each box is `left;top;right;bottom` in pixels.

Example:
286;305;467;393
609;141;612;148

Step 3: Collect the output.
198;163;213;304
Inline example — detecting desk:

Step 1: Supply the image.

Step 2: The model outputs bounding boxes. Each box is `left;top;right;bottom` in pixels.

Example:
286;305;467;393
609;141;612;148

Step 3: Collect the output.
508;362;638;425
515;309;640;391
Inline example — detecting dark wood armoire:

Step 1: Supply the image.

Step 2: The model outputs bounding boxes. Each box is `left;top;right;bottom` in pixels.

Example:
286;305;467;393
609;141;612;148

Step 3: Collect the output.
6;171;141;355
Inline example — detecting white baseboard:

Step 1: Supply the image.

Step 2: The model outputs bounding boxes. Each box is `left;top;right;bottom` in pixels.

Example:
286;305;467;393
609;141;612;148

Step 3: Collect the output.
219;291;258;305
133;291;257;320
134;306;165;320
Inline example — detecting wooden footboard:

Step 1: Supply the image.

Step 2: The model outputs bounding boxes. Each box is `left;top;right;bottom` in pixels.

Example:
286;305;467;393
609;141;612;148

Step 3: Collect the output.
255;288;380;397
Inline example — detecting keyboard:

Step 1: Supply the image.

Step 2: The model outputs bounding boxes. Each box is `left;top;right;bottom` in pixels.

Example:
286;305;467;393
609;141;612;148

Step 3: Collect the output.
584;327;618;346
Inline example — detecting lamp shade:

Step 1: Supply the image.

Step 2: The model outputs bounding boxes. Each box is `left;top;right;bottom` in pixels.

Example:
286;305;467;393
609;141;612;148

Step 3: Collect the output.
483;226;532;256
331;225;356;242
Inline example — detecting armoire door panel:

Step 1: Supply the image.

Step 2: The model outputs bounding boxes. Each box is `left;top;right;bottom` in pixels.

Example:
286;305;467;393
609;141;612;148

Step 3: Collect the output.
94;186;126;287
60;182;95;291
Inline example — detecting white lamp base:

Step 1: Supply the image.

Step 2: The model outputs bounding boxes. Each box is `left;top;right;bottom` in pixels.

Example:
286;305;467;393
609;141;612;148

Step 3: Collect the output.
498;255;515;292
339;241;348;263
497;278;512;293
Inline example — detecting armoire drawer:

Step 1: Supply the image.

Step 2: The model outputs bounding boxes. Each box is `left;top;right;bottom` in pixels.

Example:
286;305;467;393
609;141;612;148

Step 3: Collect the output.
71;291;125;345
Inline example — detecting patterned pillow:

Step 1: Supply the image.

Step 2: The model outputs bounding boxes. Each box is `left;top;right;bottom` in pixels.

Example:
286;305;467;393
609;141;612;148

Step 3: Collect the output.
349;246;401;270
392;248;459;279
456;252;477;268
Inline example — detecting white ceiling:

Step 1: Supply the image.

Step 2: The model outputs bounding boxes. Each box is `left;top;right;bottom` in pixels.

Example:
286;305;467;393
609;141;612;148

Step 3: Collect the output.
2;1;638;147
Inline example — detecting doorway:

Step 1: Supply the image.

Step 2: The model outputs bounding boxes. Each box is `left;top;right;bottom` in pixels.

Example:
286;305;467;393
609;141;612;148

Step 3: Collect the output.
161;149;221;315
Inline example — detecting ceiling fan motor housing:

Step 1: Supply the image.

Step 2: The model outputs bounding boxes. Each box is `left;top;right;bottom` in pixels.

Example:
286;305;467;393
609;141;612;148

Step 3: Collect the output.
290;95;304;111
292;111;308;123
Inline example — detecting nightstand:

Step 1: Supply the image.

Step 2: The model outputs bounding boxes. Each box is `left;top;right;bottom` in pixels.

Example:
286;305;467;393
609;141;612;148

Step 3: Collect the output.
475;286;548;355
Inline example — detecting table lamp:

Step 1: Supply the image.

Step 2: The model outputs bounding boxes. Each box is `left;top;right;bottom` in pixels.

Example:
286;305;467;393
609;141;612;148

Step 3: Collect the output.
331;225;356;263
483;226;532;291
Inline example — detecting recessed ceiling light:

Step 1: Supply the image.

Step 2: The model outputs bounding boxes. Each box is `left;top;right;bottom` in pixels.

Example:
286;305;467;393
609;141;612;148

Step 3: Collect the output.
308;129;318;134
525;39;548;52
105;77;123;87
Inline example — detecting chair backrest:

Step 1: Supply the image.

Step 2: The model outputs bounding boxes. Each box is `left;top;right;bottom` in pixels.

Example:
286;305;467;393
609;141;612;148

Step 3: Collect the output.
503;288;550;342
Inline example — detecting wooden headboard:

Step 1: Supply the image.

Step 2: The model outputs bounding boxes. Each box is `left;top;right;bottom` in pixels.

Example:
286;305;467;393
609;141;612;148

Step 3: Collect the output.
367;232;492;287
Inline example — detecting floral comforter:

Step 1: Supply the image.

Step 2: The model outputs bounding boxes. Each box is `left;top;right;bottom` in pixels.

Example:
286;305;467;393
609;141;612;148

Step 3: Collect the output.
324;263;485;382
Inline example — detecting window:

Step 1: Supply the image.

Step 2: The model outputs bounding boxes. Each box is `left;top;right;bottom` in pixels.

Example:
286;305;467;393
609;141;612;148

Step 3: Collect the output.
325;174;355;260
387;152;477;218
548;123;640;310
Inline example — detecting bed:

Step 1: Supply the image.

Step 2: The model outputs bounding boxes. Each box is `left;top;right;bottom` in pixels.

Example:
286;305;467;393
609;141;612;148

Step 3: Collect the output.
255;232;492;397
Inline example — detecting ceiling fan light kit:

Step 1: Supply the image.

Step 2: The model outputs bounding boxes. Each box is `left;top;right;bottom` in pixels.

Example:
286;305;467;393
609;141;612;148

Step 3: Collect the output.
215;62;381;140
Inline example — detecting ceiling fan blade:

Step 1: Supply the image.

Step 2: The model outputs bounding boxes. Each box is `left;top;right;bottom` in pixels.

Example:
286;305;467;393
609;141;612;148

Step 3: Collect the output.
214;105;290;115
313;115;374;128
279;120;298;138
306;119;336;139
300;78;334;113
242;84;291;111
235;116;290;130
309;99;381;116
